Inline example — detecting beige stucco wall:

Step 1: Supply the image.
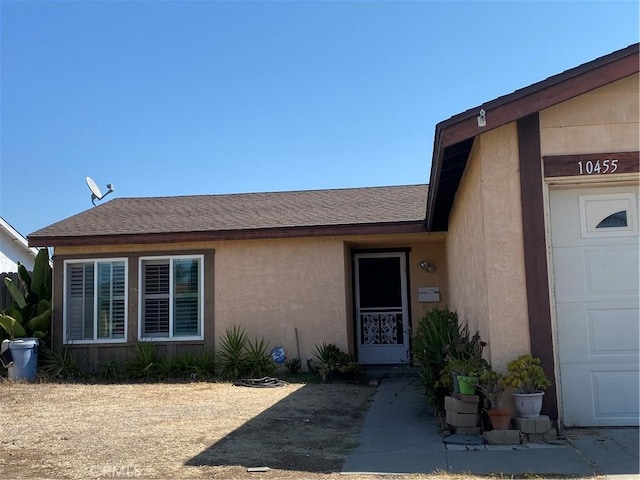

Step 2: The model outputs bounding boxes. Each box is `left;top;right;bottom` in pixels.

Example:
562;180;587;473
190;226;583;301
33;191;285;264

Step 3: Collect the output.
54;232;447;366
446;123;531;371
541;73;639;155
213;237;349;362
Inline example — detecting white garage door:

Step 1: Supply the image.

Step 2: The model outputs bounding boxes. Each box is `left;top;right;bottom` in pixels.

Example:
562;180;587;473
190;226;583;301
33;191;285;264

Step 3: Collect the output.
550;184;639;427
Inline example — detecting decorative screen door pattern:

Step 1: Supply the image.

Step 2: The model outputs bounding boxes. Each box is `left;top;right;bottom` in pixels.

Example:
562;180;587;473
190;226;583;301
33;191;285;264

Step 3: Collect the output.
355;253;409;364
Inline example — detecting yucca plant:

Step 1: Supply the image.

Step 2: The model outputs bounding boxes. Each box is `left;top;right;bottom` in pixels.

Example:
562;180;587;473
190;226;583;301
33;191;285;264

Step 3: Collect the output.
129;341;160;379
245;337;275;378
39;346;83;379
216;325;249;379
284;357;301;374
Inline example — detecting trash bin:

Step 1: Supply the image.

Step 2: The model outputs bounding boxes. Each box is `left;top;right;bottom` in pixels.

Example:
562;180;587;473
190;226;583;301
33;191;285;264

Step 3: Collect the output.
2;338;39;381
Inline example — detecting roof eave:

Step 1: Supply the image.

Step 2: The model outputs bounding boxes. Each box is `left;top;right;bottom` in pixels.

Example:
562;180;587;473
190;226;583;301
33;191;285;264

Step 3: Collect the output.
426;43;639;232
28;221;428;248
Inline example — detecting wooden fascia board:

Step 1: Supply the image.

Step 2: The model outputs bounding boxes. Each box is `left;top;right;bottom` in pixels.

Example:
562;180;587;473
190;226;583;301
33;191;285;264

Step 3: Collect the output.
438;51;639;149
28;221;428;247
425;46;638;231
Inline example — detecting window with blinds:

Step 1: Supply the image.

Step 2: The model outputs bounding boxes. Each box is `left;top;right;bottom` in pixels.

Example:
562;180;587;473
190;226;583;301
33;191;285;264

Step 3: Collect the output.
140;256;203;340
65;260;127;343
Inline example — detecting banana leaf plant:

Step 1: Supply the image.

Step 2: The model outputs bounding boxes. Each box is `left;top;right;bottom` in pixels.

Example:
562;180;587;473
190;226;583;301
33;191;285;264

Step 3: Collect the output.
0;248;52;340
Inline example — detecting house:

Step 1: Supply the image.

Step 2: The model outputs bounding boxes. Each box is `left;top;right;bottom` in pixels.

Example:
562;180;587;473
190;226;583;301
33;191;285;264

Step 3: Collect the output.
28;43;639;428
1;217;39;273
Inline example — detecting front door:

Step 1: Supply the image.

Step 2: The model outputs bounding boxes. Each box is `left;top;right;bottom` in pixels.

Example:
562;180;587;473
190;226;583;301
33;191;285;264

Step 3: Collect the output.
354;252;410;364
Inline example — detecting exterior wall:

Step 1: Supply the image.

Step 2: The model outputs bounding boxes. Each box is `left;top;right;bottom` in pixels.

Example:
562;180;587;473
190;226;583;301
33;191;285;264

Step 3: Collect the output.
447;123;531;371
0;229;37;272
540;74;639;156
53;232;446;369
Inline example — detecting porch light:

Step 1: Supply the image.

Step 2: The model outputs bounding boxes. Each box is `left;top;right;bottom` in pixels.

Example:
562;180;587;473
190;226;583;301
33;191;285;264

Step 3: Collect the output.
418;260;435;273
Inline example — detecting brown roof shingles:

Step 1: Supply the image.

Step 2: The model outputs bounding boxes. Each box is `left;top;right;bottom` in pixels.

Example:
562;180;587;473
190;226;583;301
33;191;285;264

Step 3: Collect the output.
29;184;428;246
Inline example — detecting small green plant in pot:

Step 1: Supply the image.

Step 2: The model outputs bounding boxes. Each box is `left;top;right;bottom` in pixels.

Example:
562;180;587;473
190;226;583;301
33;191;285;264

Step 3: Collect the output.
446;357;486;394
476;368;511;429
504;354;551;418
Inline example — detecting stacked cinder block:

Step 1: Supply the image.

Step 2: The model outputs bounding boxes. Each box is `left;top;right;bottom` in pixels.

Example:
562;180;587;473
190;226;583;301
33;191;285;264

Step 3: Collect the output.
444;393;480;434
515;415;557;443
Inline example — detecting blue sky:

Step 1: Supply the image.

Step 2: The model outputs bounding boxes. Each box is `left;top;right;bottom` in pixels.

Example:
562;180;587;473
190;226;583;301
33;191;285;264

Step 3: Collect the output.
1;1;638;239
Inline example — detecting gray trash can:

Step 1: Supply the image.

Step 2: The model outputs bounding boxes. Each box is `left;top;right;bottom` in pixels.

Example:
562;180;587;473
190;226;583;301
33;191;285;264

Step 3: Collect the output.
1;338;39;381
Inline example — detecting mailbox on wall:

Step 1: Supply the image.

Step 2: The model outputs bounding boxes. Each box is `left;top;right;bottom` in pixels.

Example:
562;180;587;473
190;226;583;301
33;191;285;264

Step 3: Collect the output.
418;287;440;302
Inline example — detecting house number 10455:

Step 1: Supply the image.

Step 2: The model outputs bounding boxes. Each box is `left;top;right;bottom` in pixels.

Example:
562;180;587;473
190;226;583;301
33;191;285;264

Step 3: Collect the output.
578;159;618;175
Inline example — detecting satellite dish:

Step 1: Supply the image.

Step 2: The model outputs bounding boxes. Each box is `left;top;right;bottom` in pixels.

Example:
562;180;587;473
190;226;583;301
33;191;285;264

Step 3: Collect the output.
86;176;115;206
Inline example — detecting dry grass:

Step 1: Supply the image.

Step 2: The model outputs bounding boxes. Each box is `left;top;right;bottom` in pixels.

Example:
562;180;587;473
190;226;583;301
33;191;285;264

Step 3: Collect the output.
0;379;517;480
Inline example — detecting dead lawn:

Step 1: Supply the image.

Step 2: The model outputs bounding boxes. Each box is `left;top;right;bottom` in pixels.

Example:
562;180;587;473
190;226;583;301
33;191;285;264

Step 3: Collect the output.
0;379;489;480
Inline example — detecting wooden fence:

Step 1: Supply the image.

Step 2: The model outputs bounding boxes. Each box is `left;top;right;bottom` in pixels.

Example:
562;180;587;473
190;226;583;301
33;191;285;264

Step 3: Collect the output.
0;272;23;311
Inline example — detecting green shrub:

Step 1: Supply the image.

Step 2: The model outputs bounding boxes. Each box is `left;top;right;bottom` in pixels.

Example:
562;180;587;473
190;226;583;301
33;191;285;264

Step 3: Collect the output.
284;357;301;374
216;325;249;379
412;306;486;413
504;354;550;393
99;360;123;381
129;341;160;379
312;343;360;381
39;346;83;379
245;337;276;378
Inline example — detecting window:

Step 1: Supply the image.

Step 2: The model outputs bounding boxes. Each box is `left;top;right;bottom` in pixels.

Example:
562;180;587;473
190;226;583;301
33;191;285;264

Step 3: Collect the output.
64;259;127;343
596;211;628;228
579;192;638;238
139;255;203;340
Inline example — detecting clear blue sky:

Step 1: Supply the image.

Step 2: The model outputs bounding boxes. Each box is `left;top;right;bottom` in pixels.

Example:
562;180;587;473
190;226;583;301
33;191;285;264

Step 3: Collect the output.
1;1;638;239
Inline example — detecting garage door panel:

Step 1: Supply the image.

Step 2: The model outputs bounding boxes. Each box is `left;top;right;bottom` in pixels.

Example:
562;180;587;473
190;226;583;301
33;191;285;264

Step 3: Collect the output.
553;245;639;301
550;185;639;427
561;363;639;427
556;303;639;364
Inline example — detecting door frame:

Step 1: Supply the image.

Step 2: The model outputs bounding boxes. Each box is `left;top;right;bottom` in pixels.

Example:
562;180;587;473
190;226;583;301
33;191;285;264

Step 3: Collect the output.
352;249;412;365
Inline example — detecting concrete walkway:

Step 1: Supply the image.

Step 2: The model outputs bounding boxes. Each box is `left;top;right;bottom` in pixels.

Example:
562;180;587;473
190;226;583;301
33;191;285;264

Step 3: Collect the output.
343;377;639;478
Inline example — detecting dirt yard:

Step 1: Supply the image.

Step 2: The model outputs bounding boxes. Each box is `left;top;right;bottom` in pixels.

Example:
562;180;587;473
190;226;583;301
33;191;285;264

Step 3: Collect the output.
0;379;482;480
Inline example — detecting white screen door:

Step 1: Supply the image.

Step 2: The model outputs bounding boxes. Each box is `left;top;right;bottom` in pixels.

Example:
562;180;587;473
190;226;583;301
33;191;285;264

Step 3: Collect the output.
354;252;410;364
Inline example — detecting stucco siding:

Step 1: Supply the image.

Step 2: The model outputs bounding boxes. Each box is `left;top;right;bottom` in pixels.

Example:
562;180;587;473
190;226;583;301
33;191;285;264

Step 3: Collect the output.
447;124;531;371
478;124;530;371
540;74;640;155
214;237;349;363
446;139;491;349
53;232;447;368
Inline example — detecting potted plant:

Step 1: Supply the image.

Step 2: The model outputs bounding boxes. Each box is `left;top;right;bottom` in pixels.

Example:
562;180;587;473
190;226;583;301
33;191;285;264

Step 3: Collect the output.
446;357;485;394
476;368;511;429
0;249;52;381
504;354;551;418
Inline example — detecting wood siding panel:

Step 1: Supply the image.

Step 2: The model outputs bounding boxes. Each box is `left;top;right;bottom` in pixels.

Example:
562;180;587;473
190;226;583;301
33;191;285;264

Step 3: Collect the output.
517;113;558;420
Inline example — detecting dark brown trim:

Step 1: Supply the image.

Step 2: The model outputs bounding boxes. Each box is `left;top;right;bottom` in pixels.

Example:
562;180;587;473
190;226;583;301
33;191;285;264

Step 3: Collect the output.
440;49;639;149
543;151;640;178
426;43;639;231
517;113;558;420
29;221;427;248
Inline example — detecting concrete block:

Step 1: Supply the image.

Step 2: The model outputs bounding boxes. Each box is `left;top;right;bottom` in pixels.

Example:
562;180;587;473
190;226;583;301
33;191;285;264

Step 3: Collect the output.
452;392;480;403
543;429;558;442
524;433;545;443
455;426;481;435
446;410;479;427
483;430;521;445
445;396;480;414
514;415;552;433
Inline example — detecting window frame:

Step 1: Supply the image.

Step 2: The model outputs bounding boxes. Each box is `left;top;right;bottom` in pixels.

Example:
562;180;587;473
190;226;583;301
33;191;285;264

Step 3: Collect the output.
138;254;204;342
63;258;129;345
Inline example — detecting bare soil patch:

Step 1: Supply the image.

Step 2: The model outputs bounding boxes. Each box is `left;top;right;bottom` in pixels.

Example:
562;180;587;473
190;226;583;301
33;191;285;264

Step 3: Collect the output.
0;380;369;479
0;379;497;480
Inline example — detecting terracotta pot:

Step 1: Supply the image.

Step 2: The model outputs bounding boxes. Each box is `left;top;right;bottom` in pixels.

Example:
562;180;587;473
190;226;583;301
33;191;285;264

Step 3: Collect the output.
512;392;545;418
486;408;512;430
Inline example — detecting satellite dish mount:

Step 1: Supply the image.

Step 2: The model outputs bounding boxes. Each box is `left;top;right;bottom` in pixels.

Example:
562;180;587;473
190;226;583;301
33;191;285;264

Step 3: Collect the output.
86;177;115;206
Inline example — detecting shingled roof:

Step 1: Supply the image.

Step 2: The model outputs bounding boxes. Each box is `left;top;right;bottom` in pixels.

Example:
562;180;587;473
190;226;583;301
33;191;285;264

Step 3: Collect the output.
29;184;428;247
